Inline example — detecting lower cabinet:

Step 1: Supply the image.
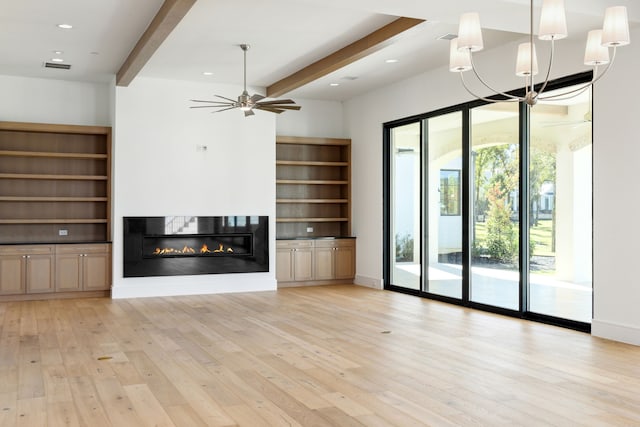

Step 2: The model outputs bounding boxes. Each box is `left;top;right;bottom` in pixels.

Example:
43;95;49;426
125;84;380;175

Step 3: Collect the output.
276;238;355;285
0;245;55;295
0;243;111;299
276;240;314;282
56;244;111;292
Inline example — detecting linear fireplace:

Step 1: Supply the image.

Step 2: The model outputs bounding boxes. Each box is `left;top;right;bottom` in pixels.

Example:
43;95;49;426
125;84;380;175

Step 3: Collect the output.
123;216;268;278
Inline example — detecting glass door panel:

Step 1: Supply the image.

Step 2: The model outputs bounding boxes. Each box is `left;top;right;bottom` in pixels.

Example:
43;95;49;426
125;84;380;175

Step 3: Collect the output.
426;112;463;298
389;123;421;290
528;86;593;322
470;102;520;310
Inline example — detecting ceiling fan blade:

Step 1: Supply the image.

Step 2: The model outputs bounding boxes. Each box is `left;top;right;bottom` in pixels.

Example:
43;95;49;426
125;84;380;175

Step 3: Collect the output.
256;99;296;106
212;106;239;113
263;105;301;111
244;109;255;117
250;94;265;103
190;99;232;104
215;95;239;103
190;105;233;109
255;105;285;114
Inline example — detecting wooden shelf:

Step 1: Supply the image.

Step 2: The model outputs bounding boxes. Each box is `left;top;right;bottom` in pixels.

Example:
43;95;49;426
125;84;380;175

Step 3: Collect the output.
0;219;108;224
0;173;108;180
275;136;350;146
0;196;108;202
277;199;348;204
276;218;349;223
0;150;107;159
276;179;348;185
276;160;348;167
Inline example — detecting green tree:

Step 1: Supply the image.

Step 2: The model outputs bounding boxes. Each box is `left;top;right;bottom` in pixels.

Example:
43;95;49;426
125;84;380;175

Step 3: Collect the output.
485;184;518;263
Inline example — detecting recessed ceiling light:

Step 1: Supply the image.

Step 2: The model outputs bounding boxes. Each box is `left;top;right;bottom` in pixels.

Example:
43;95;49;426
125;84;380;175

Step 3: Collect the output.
385;59;399;63
57;24;73;29
202;71;214;76
51;58;65;63
53;50;64;55
329;83;340;87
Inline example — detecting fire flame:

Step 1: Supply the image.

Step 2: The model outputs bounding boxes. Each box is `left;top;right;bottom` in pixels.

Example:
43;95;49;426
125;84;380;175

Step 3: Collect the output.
153;243;234;256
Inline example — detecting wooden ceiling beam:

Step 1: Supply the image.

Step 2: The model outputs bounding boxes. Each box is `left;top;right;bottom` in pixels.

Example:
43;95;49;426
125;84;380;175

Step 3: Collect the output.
266;17;425;98
116;0;196;87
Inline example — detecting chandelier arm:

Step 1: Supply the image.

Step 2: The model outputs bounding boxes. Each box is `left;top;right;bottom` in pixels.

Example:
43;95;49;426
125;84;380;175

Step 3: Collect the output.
460;73;521;103
540;48;616;101
469;54;522;100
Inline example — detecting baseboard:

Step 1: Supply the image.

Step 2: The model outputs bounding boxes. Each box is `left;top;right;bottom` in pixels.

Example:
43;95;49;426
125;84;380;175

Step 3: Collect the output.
354;275;383;289
591;319;640;346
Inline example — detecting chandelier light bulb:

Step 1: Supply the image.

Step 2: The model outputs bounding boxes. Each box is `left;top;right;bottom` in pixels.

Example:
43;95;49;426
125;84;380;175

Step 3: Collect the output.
515;42;539;77
601;6;630;47
457;12;484;52
449;38;472;72
538;0;568;40
584;30;610;65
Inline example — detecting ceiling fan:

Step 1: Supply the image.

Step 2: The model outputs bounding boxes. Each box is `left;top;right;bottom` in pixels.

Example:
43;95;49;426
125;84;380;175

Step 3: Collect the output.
541;91;592;128
190;44;301;117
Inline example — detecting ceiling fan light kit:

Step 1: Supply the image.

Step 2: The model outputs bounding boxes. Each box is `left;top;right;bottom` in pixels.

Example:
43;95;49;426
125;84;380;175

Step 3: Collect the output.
449;0;630;106
190;44;301;117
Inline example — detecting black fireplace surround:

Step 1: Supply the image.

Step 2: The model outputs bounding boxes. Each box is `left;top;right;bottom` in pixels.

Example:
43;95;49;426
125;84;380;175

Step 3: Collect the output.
123;216;268;278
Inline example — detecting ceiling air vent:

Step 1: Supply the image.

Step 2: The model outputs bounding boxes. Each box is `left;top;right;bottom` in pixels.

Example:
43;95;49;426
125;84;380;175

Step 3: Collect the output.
43;62;71;70
437;33;457;41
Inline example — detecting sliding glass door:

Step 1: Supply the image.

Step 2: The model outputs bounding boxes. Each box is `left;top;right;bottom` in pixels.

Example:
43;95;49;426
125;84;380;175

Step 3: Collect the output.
388;122;421;290
469;102;520;310
528;86;593;322
426;112;463;299
384;74;593;330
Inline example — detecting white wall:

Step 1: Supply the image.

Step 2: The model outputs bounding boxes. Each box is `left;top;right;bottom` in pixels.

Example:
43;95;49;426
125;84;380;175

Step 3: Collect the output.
276;98;346;138
112;77;277;298
346;31;640;345
0;75;111;125
591;32;640;345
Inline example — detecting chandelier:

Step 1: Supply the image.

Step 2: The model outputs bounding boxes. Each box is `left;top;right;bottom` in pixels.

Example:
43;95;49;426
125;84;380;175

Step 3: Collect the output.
449;0;630;105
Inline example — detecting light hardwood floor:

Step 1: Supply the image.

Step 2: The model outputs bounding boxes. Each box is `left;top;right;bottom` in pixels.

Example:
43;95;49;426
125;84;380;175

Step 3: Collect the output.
1;285;639;426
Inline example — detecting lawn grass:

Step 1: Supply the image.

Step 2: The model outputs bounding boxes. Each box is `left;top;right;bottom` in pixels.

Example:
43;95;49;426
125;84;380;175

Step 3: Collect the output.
473;218;555;257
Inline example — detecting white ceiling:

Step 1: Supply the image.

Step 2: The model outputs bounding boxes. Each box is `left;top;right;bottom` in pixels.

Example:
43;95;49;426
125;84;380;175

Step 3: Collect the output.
0;0;637;102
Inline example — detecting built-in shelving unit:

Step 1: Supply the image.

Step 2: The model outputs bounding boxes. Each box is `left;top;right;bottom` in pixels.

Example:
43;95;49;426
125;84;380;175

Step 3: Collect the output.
276;136;351;238
0;121;112;244
0;121;112;301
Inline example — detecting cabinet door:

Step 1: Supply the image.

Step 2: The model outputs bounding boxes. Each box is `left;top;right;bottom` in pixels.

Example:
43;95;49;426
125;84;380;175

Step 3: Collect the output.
83;253;111;291
56;254;83;292
293;248;314;281
313;246;334;280
276;248;294;282
26;255;55;293
334;246;355;280
0;255;25;295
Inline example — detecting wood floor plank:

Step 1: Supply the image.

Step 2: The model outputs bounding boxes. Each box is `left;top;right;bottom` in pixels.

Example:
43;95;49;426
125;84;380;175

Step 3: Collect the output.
1;285;640;426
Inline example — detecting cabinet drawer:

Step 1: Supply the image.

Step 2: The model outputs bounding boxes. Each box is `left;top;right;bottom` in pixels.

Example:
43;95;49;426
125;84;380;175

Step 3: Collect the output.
314;239;355;249
0;245;54;255
276;240;314;249
56;243;111;255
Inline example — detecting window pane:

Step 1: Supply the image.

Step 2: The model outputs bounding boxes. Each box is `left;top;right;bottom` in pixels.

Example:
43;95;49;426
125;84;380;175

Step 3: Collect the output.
440;170;461;216
427;112;463;299
470;102;520;310
529;86;592;322
390;123;421;290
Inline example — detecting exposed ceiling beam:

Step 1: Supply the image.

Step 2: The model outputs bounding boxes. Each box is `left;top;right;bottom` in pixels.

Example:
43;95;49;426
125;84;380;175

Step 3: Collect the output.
116;0;196;87
266;17;425;98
